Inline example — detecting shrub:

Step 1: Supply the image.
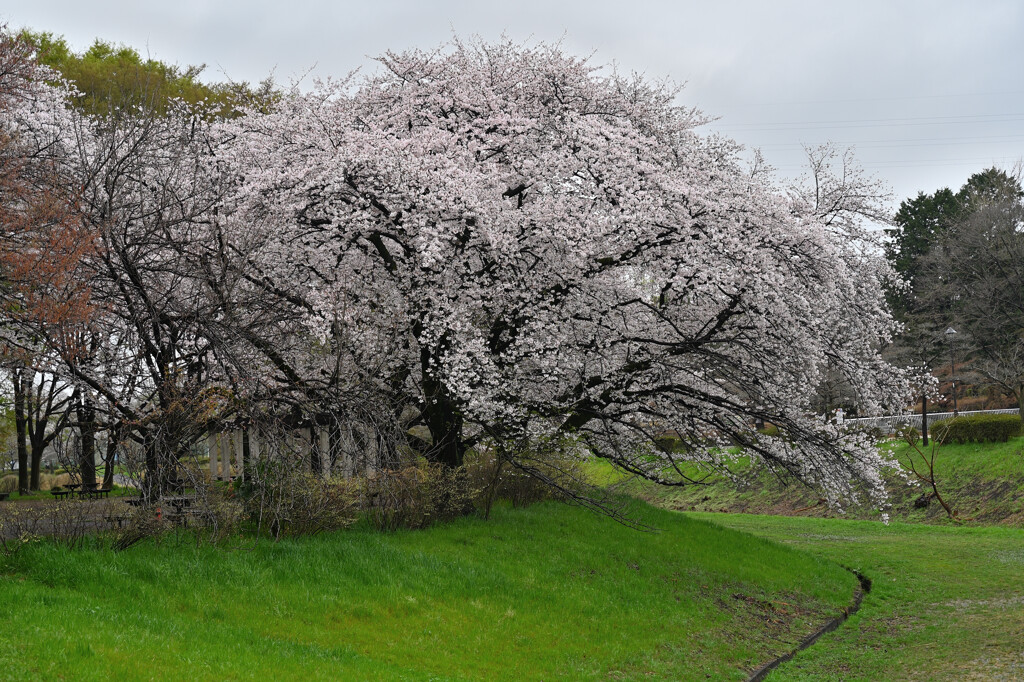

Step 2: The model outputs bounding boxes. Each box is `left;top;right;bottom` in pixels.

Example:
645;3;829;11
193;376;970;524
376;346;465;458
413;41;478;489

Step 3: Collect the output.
0;498;103;551
362;461;474;532
38;473;72;491
933;414;1023;444
464;447;588;519
234;454;360;539
271;475;359;538
0;473;74;494
112;503;172;551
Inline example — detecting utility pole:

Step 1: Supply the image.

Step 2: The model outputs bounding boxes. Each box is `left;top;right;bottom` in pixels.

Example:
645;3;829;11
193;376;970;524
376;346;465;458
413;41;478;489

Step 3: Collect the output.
945;327;958;416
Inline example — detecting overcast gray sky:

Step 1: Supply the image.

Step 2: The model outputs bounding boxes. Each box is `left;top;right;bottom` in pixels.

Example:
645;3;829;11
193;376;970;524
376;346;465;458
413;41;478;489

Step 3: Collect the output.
2;0;1022;208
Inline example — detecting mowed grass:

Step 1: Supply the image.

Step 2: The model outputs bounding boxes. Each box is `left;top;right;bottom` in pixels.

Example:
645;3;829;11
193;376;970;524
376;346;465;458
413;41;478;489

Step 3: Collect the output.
0;499;857;681
695;513;1024;680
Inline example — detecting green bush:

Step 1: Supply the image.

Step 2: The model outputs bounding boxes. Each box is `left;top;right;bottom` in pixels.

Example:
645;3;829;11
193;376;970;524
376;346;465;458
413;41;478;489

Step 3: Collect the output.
933;414;1023;444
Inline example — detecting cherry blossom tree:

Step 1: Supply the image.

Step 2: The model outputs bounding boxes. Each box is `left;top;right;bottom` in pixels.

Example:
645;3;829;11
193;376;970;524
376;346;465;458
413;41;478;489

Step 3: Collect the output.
218;40;909;509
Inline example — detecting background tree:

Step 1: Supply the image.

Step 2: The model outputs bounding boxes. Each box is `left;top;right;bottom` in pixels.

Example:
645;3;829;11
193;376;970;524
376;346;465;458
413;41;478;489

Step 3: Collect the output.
921;167;1024;417
0;30;90;492
20;30;274;119
887;167;1024;421
886;187;959;315
3;27;279;496
22;367;72;489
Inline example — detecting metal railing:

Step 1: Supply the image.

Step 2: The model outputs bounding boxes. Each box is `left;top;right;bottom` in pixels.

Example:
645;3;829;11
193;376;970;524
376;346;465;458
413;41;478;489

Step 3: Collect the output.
844;408;1020;434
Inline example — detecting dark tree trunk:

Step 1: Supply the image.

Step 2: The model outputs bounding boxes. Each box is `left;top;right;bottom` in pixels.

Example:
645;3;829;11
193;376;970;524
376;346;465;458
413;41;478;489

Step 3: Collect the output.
241;428;250;483
413;329;466;469
13;369;29;495
420;348;465;469
102;422;120;489
28;377;44;490
424;398;464;468
29;433;45;490
76;394;97;489
25;374;71;491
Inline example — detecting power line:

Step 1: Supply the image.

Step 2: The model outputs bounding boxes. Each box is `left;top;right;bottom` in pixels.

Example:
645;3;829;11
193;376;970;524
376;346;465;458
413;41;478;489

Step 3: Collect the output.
708;113;1024;132
713;91;1024;108
773;156;1022;171
757;136;1024;151
758;132;1024;146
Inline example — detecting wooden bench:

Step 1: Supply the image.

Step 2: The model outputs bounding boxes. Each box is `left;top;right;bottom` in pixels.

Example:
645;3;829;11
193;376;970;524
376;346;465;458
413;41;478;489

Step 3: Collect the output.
50;489;73;500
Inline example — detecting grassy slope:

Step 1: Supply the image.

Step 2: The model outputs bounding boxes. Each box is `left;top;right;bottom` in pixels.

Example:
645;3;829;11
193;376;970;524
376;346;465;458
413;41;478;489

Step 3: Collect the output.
696;513;1024;681
0;499;856;681
600;436;1024;525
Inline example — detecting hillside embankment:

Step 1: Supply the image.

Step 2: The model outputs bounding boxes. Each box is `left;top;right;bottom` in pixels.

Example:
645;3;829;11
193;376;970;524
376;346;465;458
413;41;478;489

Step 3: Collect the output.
604;436;1024;525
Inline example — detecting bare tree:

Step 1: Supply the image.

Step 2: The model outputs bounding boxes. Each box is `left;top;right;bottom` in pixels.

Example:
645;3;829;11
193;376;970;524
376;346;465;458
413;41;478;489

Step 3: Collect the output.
25;369;73;489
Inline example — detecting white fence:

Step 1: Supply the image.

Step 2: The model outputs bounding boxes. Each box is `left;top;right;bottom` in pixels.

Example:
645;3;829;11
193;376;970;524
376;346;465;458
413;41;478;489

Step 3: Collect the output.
844;408;1020;434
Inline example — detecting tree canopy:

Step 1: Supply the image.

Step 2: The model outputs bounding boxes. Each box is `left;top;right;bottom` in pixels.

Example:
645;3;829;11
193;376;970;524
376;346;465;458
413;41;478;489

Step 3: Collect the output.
887;167;1024;312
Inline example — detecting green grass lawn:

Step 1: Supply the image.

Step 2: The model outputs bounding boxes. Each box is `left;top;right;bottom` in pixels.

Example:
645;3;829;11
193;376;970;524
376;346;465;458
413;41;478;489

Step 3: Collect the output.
693;513;1024;680
0;499;857;681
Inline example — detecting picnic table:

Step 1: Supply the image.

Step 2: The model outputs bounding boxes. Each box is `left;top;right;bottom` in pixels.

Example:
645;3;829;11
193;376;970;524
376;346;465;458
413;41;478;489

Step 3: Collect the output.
51;489;73;500
79;488;112;500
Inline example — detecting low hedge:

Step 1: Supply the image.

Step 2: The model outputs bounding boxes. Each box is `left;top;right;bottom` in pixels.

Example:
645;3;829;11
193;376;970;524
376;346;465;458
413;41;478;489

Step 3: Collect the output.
932;413;1023;444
